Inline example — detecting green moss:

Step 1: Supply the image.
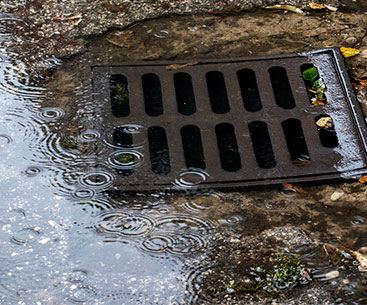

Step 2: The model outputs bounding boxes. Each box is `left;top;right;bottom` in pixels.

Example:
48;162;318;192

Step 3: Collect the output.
117;153;134;164
60;138;78;149
112;83;129;105
235;253;310;295
302;66;327;105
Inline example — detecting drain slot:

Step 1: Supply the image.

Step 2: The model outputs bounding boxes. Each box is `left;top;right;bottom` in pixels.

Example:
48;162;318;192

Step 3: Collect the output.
181;125;205;169
142;73;163;116
315;115;339;148
113;126;133;148
215;123;242;172
206;71;230;114
281;119;310;166
148;126;171;175
174;72;196;115
237;68;262;112
110;74;130;117
248;121;276;169
269;66;296;109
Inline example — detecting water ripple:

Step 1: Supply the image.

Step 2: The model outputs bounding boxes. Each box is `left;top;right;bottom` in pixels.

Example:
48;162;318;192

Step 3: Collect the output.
10;227;41;245
107;150;144;170
0;134;12;147
37;107;65;121
94;210;156;238
79;171;114;190
141;232;208;255
78;129;100;142
173;168;210;190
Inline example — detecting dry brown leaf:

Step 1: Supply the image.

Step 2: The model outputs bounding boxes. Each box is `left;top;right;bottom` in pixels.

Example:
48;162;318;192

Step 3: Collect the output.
352;78;367;90
316;117;333;128
282;183;308;194
309;3;326;9
51;14;83;21
165;62;199;70
359;176;367;183
265;5;305;15
312;98;326;106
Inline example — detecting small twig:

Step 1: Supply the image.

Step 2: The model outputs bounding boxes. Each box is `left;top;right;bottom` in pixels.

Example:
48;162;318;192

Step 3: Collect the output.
51;14;83;21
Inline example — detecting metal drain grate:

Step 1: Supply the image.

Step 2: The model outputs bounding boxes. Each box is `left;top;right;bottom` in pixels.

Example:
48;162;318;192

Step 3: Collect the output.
91;48;367;190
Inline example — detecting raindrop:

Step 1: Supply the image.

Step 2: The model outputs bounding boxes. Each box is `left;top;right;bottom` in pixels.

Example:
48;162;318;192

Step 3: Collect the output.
351;216;365;226
23;166;41;177
154;30;169;38
37;107;65;120
94;211;156;238
10;227;41;245
68;269;88;283
79;129;100;142
0;134;12;147
79;171;114;190
68;285;98;304
72;189;96;200
173;168;209;190
108;150;144;170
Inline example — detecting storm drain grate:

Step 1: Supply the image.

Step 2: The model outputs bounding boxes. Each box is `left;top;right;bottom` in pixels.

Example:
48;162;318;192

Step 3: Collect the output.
91;48;367;190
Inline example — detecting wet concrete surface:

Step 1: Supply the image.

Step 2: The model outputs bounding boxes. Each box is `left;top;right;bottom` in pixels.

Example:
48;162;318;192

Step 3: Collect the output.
1;1;367;304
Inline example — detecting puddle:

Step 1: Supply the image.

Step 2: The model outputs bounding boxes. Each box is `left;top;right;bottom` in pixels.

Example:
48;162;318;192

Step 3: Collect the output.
1;7;367;305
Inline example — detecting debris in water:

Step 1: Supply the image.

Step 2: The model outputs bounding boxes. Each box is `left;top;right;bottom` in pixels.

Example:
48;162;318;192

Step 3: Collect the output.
165;61;199;70
340;47;360;58
282;183;308;194
316;117;333;129
352;78;367;90
265;5;305;15
236;253;311;295
106;30;135;48
302;66;327;106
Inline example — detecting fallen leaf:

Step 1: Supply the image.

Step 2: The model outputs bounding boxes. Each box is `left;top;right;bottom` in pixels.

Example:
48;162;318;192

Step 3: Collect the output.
359;176;367;183
330;191;344;201
316;117;333;128
309;3;326;9
353;247;367;271
282;183;308;194
352;78;367;90
165;61;199;70
340;47;361;58
312;97;326;106
325;5;338;11
265;5;305;15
